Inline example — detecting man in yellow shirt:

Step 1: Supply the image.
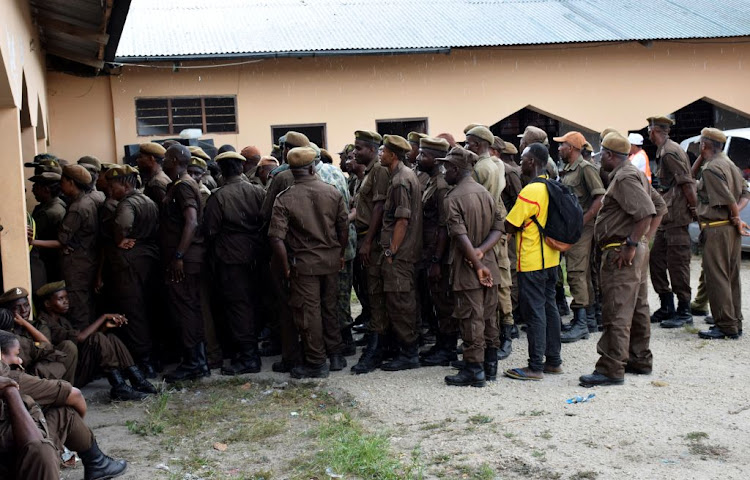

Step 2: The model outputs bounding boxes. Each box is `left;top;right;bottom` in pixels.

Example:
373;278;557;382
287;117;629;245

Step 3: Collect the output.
503;143;562;381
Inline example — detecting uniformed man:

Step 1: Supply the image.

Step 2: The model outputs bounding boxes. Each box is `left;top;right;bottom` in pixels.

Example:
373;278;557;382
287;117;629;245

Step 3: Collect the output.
407;131;430;191
204;151;266;374
187;156;213;208
647;115;698;328
555;131;605;342
255;156;278;188
240;145;262;183
78;156;106;206
694;128;750;339
268;147;349;378
518;126;559;180
106;164;161;376
160;144;209;382
580;132;666;387
439;147;504;387
29;172;66;283
29;165;99;329
416;137;457;367
136;142;171;205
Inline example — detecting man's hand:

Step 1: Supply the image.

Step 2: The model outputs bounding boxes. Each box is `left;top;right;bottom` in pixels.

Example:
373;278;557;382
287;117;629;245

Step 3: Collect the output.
105;314;128;329
167;258;185;283
689;206;698;221
428;262;441;281
26;226;34;245
476;266;493;288
358;241;372;267
13;313;25;326
118;238;136;249
615;246;637;269
731;216;750;236
0;376;19;397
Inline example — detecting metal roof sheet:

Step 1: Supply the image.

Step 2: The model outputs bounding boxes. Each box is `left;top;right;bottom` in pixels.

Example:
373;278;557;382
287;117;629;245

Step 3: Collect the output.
115;0;750;59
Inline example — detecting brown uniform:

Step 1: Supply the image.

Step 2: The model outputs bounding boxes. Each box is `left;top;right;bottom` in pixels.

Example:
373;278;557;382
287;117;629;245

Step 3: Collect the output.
268;175;348;365
594;161;666;378
160;176;206;350
13;323;77;384
111;190;160;360
58;192;99;329
561;156;606;309
697;152;748;335
38;311;135;388
502;160;524;318
444;176;503;363
143;170;171;205
650;139;695;303
204;177;266;352
32;197;66;282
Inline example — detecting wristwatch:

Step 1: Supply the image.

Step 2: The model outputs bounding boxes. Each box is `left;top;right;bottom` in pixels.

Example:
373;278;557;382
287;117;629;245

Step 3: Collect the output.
174;251;185;260
625;236;638;248
384;249;393;258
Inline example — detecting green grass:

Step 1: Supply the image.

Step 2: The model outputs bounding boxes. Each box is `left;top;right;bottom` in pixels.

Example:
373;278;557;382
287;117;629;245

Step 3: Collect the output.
468;414;493;425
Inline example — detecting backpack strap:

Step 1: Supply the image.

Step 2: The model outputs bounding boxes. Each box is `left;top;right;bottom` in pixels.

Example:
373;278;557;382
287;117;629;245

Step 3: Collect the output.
530;215;545;270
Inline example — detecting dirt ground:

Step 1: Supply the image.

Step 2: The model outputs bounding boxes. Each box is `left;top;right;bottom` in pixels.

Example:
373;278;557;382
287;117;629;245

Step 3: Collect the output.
67;255;750;480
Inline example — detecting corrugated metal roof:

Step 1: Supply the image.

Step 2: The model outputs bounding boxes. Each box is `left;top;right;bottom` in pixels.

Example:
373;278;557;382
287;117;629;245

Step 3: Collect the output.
115;0;750;59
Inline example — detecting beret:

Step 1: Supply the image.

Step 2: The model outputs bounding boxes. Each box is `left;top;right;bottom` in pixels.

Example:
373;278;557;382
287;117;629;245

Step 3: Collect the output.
492;136;506;152
287;146;317;168
419;137;451;153
34;153;58;163
437;146;478;170
627;133;644;146
188;157;208;170
62;164;92;185
601;132;631;155
337;144;355;154
320;149;333;163
463;123;485;134
78;156;101;172
271;144;281;155
240;146;261;159
104;164;139;180
553;131;586;150
354;130;382;145
582;142;593;153
25;157;62;175
466;126;494;144
28;172;62;184
407;131;428;144
647;115;675;127
0;287;29;305
701;127;727;144
383;135;412;155
100;163;118;172
599;127;619;142
284;131;310;148
188;146;211;162
36;281;66;299
258;156;279;167
215;151;246;163
139;142;166;157
518;126;549;146
501;142;518;155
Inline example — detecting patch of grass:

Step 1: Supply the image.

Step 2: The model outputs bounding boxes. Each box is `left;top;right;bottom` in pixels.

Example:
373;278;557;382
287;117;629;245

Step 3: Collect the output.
529;410;548;417
532;449;546;461
126;392;170;436
468;414;493;425
503;432;516;439
684;431;729;459
570;471;598;480
537;429;553;440
475;462;496;480
420;422;442;431
684;325;701;334
685;431;709;441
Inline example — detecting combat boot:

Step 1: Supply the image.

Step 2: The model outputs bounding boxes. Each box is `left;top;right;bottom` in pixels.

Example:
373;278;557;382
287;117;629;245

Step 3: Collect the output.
662;299;693;328
107;370;148;401
421;334;458;366
650;293;675;323
164;343;211;383
561;308;590;343
556;284;570;316
291;362;330;379
221;345;262;376
498;325;513;360
124;365;158;395
329;354;347;371
445;362;486;387
484;347;498;381
586;306;598;333
381;342;420;371
79;440;127;480
351;334;383;374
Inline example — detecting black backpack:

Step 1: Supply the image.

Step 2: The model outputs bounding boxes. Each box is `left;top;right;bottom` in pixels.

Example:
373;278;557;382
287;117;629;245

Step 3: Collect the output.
529;177;583;254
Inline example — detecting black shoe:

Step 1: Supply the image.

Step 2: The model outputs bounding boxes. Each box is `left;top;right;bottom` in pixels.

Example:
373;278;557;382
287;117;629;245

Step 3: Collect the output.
557;301;571;317
561;309;590;343
138;358;157;379
108;370;148;401
164;344;211;383
272;360;294;373
624;364;652;375
290;362;329;379
421;348;458;367
698;327;739;340
329;355;347;371
445;362;486;387
221;351;262;376
381;343;420;371
704;315;715;325
708;325;743;336
351;334;383;374
124;366;157;395
498;325;513;360
79;440;127;480
561;321;573;332
451;359;465;369
660;317;690;328
484;347;498;381
579;371;624;388
651;293;676;323
586;305;598;333
509;324;520;339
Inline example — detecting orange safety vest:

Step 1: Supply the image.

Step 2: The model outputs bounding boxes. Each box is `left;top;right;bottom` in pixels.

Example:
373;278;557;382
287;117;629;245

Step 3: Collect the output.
629;149;652;183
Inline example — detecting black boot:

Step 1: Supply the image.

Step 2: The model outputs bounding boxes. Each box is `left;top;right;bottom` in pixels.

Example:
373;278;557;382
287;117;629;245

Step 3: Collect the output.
329;354;347;371
79;440;127;480
381;342;420;371
445;362;486;387
124;365;157;395
556;284;570;316
351;334;383;374
509;324;520;339
561;308;590;343
221;345;261;376
586;306;598;333
662;299;694;328
498;325;513;360
290;362;330;379
138;355;157;379
421;334;458;367
651;293;675;323
340;327;357;356
108;370;147;401
484;347;498;381
164;343;211;383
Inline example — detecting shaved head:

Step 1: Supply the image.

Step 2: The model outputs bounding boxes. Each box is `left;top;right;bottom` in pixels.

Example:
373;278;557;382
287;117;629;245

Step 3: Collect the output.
166;144;191;166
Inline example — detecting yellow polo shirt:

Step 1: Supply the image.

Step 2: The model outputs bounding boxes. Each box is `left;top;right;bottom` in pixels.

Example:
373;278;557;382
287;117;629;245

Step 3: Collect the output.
506;177;561;272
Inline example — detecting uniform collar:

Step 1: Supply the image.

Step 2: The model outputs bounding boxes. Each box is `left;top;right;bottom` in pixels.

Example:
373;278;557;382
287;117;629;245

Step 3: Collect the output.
365;156;379;174
564;155;584;172
293;173;316;184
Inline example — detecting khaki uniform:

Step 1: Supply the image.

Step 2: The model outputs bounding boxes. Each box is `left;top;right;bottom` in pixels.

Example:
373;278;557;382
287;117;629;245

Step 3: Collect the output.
594;161;666;378
143;170;171;205
13;323;77;384
561;156;606;309
269;175;348;365
697;152;748;335
32;197;66;282
650;139;695;303
444;176;503;363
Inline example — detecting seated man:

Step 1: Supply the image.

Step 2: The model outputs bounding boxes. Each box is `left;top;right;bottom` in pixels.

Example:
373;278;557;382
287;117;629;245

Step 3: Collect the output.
35;282;156;401
0;331;128;479
0;287;77;383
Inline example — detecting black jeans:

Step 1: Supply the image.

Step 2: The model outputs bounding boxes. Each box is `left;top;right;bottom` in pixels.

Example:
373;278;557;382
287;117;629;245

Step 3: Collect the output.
518;267;561;372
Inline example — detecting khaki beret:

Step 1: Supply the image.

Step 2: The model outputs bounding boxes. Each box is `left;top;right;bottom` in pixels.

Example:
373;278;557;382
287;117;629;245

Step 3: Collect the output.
287;146;317;168
601;132;631;155
189;157;207;170
258;156;279;167
28;172;62;184
437;146;478;170
466;126;494;145
518;126;549;146
492;136;506;152
62;164;92;185
501;142;518;155
100;163;119;172
320;149;333;163
284;131;310;148
188;146;211;162
104;164;139;180
354;130;382;145
271;144;281;156
582;142;593;153
553;131;586;150
337;144;355;155
25;157;62;175
215;151;246;163
139;142;166;157
383;135;411;155
407;131;428;144
419;137;451;153
647;115;675;128
240;146;261;159
36;281;66;299
599;127;619;142
0;287;29;305
463;123;485;134
701;127;727;144
78;156;101;172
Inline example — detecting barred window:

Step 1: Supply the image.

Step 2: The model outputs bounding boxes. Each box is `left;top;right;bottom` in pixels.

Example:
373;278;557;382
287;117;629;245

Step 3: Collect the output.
135;96;238;136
